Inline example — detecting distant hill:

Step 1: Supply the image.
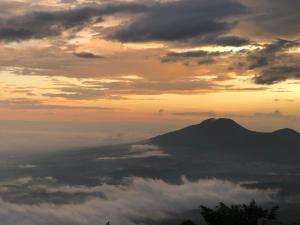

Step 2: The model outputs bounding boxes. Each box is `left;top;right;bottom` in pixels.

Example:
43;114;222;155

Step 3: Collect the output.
148;118;300;162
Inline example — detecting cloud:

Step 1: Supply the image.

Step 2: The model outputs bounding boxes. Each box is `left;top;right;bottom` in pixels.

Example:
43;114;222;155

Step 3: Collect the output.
254;110;298;121
248;39;299;70
161;50;223;63
18;164;37;169
0;0;250;47
41;78;223;97
0;177;277;225
173;110;298;121
241;0;300;39
43;86;107;100
0;120;157;153
74;52;104;59
0;98;111;110
187;35;250;47
174;112;218;117
233;39;300;85
108;0;248;43
0;2;148;42
97;144;170;160
207;36;250;46
253;66;300;85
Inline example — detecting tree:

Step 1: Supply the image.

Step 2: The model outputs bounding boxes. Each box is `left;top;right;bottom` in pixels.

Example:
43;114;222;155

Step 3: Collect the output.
180;220;197;225
200;200;278;225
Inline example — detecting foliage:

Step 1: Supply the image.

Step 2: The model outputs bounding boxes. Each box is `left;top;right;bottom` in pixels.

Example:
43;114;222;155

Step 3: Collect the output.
200;201;279;225
180;220;197;225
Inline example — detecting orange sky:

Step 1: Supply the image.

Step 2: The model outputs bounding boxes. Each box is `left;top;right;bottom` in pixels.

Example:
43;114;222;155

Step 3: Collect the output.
0;0;300;141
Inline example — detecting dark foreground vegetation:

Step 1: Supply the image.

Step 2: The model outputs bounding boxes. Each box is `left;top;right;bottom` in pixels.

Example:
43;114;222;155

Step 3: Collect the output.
181;201;280;225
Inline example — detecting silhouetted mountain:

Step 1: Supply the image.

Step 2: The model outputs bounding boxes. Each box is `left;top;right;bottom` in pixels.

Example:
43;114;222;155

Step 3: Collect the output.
149;118;300;162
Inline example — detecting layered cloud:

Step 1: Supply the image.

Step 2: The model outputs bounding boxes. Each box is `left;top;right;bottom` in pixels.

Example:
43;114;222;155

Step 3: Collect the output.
0;2;148;42
108;0;248;43
0;0;299;128
0;177;277;225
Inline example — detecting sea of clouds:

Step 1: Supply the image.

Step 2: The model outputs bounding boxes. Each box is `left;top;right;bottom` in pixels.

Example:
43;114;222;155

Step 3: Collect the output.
0;176;277;225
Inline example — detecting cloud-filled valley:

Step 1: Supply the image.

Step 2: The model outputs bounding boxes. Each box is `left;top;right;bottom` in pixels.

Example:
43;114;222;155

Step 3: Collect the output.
0;0;300;224
0;176;277;225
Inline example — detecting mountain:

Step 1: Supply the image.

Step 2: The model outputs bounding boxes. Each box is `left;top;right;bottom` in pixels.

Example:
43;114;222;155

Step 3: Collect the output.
148;118;300;162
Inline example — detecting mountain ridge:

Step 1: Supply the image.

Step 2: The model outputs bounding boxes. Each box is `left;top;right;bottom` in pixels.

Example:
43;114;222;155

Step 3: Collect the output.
147;118;300;161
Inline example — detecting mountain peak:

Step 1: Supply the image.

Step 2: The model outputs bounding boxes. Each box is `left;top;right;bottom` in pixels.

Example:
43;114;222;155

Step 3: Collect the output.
273;128;299;136
200;118;239;126
197;118;249;133
149;118;300;152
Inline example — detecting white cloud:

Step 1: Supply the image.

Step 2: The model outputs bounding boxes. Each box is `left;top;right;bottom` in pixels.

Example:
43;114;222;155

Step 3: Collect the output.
97;144;170;160
0;177;277;225
18;164;37;169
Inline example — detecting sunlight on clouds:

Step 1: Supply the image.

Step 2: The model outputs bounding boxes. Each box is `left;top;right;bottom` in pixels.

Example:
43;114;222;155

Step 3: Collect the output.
170;45;259;53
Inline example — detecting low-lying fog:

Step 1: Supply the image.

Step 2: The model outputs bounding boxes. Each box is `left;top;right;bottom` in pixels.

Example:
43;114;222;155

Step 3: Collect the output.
0;143;300;225
0;120;184;153
1;120;300;225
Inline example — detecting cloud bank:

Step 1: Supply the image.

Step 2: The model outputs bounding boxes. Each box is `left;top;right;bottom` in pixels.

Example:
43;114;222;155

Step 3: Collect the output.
0;177;277;225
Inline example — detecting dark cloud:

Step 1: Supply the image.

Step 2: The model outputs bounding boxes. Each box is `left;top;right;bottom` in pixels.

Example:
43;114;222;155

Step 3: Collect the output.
161;50;223;63
234;39;300;85
190;35;250;47
0;2;148;42
74;52;104;59
243;0;300;39
198;59;216;65
0;28;33;41
210;36;250;46
254;66;300;85
248;39;299;70
108;0;248;42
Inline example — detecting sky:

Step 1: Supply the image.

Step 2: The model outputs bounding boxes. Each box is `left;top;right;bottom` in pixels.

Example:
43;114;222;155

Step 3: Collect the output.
0;0;300;152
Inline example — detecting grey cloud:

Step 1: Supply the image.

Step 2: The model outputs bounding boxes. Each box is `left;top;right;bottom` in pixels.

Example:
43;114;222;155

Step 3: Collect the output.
248;39;299;70
254;66;300;85
74;52;104;59
0;2;149;42
198;59;216;65
210;36;250;46
243;0;300;39
161;50;222;63
0;28;33;41
108;0;248;42
190;35;250;47
240;39;300;85
44;78;267;99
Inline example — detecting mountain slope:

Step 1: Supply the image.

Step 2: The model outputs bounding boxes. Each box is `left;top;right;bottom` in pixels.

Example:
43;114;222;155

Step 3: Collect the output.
148;118;300;161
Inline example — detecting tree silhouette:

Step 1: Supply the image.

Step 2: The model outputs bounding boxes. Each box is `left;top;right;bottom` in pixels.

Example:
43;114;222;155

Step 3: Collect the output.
180;220;197;225
200;201;279;225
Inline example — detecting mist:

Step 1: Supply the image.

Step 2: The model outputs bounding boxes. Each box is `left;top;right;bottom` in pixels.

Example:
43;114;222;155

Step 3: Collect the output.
0;120;182;153
0;176;277;225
